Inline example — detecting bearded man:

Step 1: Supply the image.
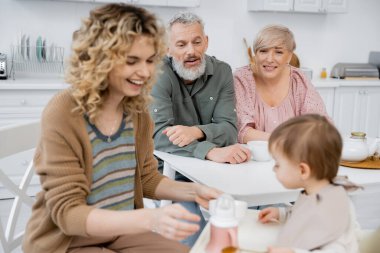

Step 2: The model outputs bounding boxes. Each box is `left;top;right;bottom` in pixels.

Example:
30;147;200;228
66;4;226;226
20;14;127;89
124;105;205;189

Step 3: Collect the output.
150;12;250;246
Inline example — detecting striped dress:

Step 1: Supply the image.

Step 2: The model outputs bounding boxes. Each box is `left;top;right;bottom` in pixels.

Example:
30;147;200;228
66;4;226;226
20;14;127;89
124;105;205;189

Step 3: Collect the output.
85;115;136;210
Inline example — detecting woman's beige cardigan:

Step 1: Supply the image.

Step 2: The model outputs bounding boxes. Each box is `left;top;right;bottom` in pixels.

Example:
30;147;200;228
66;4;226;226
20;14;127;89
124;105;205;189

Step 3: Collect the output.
23;89;165;253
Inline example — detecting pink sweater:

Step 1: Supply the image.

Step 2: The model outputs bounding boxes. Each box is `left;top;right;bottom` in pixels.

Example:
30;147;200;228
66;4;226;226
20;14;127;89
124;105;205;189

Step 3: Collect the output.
233;66;329;143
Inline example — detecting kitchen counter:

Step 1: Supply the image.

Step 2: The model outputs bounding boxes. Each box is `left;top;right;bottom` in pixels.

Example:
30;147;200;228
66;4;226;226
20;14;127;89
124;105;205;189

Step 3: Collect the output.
1;77;380;89
313;78;380;88
0;78;69;90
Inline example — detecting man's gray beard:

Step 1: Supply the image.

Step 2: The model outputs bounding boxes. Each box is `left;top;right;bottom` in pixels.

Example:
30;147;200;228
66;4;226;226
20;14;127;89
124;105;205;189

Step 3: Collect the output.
172;56;206;81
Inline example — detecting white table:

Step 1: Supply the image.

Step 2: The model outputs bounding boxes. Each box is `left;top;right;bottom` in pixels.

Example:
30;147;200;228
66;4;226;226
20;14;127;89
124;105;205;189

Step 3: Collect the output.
154;150;380;207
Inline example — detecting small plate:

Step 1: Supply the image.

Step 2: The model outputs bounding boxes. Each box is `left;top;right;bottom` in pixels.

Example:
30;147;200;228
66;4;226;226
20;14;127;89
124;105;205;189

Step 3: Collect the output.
21;34;26;59
42;39;47;61
26;36;30;60
36;36;42;62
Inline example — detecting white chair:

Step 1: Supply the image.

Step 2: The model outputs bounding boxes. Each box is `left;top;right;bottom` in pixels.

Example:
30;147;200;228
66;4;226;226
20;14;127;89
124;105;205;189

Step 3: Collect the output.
0;120;40;253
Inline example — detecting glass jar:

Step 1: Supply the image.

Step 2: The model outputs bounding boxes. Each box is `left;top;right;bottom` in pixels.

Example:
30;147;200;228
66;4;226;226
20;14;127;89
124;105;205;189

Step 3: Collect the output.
341;132;369;162
320;67;327;79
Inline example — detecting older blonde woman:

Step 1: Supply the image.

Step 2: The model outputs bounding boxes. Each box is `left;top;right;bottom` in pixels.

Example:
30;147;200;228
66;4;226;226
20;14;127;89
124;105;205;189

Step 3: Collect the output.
22;4;220;253
234;25;329;143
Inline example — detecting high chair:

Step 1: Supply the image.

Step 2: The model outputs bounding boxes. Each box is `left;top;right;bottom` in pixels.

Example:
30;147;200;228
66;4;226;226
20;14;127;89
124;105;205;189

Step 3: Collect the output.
0;120;40;253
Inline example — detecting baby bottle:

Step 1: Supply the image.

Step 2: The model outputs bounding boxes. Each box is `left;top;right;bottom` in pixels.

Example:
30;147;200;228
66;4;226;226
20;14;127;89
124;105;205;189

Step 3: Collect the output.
206;194;239;253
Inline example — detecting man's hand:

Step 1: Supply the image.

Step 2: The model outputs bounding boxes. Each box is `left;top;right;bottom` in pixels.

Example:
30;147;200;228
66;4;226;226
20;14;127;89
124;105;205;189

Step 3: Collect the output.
205;144;251;164
163;125;204;147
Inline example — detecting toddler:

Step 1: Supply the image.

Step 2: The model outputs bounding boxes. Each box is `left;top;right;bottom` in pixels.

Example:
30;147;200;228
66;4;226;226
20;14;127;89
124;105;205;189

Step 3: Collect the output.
258;114;361;253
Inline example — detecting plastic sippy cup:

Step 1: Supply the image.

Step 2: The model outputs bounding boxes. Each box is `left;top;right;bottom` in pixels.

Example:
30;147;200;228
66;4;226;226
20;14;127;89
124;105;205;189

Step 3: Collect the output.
205;194;239;253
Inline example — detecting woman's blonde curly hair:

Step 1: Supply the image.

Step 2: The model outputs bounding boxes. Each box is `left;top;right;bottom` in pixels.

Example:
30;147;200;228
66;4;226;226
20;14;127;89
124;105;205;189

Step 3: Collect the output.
65;3;166;123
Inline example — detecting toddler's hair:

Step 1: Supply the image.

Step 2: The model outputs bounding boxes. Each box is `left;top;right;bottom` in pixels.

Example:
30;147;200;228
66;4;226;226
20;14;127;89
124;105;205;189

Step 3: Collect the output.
269;114;342;182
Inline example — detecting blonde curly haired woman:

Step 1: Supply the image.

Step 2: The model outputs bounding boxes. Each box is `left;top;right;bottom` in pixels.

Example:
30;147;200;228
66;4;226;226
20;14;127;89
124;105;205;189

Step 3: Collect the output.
23;4;220;253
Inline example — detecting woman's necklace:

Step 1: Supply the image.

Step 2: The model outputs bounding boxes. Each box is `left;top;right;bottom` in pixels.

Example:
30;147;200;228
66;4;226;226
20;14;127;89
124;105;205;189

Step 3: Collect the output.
97;103;123;143
106;117;119;143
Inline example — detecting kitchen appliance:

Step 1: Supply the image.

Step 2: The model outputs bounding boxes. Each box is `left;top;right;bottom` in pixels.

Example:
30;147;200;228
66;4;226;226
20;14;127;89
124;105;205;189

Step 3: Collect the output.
0;53;8;80
369;51;380;75
330;63;379;79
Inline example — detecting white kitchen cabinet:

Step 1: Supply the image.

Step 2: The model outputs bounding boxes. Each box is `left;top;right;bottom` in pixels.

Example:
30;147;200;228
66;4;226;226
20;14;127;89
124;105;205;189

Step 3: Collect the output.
247;0;347;13
51;0;200;7
323;0;347;13
316;86;335;118
294;0;323;13
0;81;68;127
247;0;293;11
166;0;200;7
50;0;94;2
130;0;167;6
333;86;380;138
130;0;200;7
93;0;167;6
0;90;50;126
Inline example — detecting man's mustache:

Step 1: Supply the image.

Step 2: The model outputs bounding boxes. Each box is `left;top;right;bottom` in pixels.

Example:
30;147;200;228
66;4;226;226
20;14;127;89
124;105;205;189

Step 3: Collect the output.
184;56;199;62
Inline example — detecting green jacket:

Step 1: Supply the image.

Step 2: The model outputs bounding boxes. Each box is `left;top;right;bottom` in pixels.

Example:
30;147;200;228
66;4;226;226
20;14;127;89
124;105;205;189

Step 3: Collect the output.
150;55;238;159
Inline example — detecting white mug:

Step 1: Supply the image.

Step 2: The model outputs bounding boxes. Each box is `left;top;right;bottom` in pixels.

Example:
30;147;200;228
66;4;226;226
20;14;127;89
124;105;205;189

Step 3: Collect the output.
247;140;272;162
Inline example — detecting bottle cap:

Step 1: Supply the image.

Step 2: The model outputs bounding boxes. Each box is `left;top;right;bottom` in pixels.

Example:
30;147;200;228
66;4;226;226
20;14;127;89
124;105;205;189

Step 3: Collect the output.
210;194;238;227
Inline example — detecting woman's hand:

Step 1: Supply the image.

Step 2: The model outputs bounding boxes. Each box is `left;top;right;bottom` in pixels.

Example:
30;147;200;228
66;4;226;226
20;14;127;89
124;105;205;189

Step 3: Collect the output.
149;204;200;241
258;207;279;224
193;184;222;209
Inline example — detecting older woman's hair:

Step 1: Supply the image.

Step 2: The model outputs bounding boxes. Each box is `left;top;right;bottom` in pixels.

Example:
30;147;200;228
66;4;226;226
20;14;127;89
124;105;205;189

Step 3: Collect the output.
66;3;166;122
168;12;204;31
268;114;342;182
253;24;296;53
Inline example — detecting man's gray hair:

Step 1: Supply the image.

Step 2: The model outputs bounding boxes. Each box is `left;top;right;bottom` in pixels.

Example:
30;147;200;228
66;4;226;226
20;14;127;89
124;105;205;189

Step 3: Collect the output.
168;12;204;30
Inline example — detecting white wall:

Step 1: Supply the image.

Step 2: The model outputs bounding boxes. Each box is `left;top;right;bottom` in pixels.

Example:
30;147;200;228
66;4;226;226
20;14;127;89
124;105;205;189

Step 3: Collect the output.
0;0;379;77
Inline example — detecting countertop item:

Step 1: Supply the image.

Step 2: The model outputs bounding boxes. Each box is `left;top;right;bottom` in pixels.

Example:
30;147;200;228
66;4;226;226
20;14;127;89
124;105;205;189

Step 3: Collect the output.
342;132;370;162
320;67;327;79
330;63;379;79
36;36;43;62
0;53;7;80
341;133;380;163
